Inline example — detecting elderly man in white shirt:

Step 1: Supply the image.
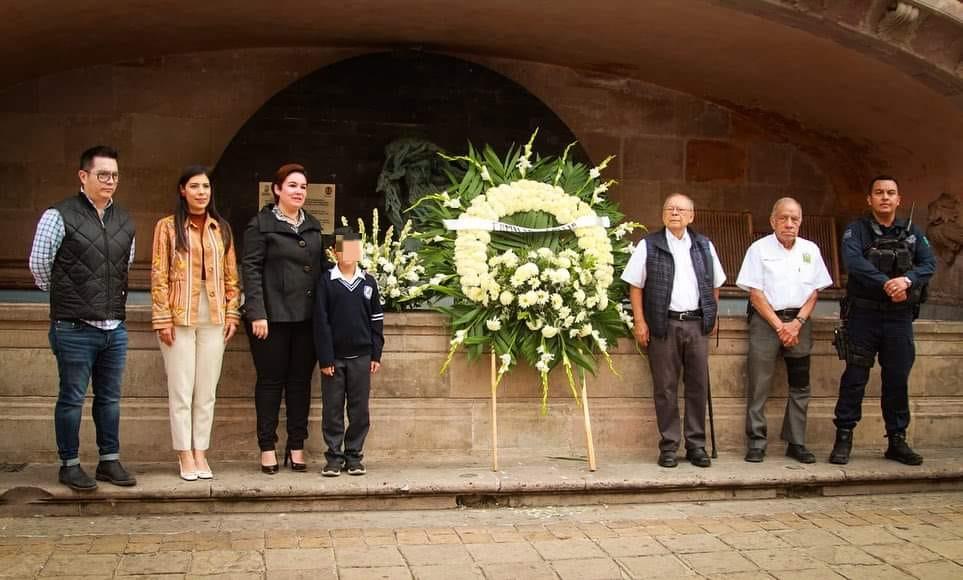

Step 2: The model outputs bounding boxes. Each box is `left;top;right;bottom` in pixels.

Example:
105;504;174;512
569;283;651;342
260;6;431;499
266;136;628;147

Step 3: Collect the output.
622;193;726;468
737;197;833;464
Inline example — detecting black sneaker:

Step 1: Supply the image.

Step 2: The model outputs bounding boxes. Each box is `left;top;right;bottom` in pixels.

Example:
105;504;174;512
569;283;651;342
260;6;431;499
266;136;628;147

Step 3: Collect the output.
95;460;137;486
346;461;366;476
321;461;342;477
58;465;97;491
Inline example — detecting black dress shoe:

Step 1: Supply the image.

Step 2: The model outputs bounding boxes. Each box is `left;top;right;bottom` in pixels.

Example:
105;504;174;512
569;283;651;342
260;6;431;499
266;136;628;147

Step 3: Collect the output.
786;444;816;464
657;451;678;468
95;460;137;486
59;465;97;491
745;448;765;463
686;448;711;468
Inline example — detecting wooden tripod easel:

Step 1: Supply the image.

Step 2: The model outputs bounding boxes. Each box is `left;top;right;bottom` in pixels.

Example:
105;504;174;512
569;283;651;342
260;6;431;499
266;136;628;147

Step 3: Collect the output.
488;352;597;472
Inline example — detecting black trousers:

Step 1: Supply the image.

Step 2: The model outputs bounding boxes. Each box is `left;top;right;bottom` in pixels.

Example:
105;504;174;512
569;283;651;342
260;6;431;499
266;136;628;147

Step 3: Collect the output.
834;305;914;434
247;320;316;451
321;355;371;464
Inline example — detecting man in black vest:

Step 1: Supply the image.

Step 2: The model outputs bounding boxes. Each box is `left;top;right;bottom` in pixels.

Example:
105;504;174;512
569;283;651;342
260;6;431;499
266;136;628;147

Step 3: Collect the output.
830;176;936;466
28;146;137;491
622;194;726;468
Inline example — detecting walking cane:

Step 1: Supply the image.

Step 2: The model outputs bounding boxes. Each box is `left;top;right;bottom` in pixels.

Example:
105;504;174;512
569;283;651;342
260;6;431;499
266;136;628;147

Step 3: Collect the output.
707;325;720;459
706;368;718;459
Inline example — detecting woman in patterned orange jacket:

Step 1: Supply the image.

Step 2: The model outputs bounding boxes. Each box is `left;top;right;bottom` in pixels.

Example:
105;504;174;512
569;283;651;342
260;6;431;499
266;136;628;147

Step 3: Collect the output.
151;166;241;481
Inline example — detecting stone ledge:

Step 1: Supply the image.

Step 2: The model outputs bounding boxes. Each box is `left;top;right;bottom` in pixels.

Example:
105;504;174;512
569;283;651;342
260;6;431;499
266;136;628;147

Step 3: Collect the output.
2;449;961;516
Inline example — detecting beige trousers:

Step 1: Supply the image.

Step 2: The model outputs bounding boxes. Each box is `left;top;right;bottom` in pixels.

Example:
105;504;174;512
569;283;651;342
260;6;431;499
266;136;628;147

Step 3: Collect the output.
159;292;226;450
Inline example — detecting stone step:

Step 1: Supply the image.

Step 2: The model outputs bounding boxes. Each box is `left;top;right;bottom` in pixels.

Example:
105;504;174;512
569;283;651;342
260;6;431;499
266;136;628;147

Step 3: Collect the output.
3;449;961;517
3;306;962;464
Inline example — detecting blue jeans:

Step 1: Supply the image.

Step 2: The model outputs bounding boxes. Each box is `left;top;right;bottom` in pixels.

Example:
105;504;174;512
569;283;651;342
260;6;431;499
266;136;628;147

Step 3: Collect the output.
833;306;915;434
48;320;128;465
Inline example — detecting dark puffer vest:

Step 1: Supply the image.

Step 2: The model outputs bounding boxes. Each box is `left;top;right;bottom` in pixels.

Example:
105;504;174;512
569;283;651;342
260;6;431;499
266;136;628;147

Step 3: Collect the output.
642;227;717;338
50;193;135;321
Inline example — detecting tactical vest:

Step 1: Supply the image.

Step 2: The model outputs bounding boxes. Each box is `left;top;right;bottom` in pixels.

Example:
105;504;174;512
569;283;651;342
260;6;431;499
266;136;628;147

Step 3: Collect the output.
848;217;924;305
50;193;135;321
642;228;717;338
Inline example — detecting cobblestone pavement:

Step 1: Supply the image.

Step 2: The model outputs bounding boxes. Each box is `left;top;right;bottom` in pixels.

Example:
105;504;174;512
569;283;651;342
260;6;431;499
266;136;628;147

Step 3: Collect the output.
1;492;962;579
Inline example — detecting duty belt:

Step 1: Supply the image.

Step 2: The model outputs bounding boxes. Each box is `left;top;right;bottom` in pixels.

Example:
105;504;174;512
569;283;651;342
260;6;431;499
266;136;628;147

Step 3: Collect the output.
668;309;703;321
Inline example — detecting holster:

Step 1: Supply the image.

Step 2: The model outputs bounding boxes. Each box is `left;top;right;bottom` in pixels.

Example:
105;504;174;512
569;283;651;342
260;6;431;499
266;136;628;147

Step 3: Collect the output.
833;298;875;368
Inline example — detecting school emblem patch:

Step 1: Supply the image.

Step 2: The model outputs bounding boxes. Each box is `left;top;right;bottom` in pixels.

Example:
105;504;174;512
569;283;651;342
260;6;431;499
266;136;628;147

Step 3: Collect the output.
803;252;812;264
364;285;373;300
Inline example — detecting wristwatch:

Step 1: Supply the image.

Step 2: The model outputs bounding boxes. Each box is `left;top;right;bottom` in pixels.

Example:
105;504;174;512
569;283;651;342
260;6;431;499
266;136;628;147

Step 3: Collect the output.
795;316;807;324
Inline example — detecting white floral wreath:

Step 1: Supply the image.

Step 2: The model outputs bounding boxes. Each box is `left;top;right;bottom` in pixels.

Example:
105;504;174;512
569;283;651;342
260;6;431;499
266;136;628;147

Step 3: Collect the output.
452;179;615;305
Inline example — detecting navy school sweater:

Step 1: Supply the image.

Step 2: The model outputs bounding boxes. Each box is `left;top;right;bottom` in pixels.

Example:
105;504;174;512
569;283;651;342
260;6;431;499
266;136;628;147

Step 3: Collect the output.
313;265;385;367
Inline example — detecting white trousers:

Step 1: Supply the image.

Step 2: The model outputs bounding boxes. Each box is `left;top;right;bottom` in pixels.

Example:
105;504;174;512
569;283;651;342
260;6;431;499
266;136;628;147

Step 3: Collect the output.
159;292;226;451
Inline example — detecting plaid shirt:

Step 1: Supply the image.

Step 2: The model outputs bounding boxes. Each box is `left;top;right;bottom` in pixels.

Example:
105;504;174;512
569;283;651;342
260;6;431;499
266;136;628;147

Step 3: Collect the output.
28;196;136;330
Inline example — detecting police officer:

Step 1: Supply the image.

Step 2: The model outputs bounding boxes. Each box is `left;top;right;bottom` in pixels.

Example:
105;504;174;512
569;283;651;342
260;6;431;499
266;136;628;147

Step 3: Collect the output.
830;176;936;465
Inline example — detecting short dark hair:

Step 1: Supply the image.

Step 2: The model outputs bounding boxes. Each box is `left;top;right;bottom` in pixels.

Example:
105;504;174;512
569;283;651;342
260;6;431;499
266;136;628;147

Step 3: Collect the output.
334;226;360;242
79;145;118;170
272;163;307;203
868;175;899;193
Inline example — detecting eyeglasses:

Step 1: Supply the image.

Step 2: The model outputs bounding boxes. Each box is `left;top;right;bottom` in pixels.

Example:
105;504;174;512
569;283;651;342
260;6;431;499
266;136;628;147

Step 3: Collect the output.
90;171;120;183
662;206;693;214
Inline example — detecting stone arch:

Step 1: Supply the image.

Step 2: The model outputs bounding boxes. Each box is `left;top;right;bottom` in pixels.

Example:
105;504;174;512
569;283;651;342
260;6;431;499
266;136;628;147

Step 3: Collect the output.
211;51;586;238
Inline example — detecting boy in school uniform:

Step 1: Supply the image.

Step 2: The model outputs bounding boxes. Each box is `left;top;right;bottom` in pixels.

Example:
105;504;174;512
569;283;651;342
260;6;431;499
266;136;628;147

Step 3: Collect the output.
314;228;384;476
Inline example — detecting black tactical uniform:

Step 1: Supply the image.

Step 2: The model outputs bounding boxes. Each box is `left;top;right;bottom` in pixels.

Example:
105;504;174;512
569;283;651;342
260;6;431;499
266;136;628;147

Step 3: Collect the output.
830;216;936;464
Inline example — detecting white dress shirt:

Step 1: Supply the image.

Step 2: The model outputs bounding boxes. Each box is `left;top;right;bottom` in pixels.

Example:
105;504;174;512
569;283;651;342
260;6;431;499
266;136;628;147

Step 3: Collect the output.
736;233;833;311
621;228;727;311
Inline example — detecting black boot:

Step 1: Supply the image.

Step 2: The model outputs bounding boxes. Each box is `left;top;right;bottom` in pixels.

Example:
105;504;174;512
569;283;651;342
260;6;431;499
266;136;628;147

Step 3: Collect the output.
58;465;97;491
884;432;923;465
95;460;137;486
829;428;853;464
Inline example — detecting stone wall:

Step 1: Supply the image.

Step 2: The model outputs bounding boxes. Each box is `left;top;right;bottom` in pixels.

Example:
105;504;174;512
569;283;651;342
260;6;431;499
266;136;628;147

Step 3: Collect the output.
0;47;875;291
1;305;961;463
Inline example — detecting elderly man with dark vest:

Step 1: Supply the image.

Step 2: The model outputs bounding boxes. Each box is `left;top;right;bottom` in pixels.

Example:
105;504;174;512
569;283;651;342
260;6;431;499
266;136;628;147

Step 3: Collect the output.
622;193;726;468
28;146;137;491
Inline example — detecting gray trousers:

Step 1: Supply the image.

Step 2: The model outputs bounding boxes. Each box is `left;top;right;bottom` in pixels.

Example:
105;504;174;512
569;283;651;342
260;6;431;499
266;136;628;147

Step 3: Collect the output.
648;318;708;452
321;355;372;464
745;314;812;450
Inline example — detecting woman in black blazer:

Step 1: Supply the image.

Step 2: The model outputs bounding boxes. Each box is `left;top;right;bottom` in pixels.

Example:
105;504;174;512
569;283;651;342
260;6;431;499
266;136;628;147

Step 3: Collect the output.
242;163;323;474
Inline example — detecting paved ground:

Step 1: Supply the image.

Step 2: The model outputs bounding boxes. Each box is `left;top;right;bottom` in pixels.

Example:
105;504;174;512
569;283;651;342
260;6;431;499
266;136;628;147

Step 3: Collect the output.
1;491;962;579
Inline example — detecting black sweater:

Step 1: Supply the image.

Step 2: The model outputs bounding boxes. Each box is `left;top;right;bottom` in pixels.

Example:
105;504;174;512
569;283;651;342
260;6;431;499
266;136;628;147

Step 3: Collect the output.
314;265;385;366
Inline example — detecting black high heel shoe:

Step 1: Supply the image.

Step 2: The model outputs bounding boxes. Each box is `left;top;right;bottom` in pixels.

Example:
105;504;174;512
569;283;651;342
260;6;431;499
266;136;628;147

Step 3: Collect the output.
284;448;307;472
261;450;279;475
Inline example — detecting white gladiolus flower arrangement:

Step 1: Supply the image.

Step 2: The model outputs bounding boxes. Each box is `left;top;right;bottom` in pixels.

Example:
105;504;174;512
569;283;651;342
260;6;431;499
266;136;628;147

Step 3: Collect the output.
408;131;645;412
329;209;428;310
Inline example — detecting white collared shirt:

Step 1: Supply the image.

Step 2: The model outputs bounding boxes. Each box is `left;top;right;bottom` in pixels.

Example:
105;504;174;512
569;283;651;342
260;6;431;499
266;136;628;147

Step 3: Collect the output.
621;228;726;311
329;264;365;286
736;233;833;310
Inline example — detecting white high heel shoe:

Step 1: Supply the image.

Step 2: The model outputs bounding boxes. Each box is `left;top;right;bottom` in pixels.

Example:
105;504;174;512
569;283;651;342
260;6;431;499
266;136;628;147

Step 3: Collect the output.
195;465;213;480
178;456;198;481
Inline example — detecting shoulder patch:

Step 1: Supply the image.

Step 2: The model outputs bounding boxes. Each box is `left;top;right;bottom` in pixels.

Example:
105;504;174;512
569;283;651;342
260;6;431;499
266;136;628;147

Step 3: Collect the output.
364;285;373;300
